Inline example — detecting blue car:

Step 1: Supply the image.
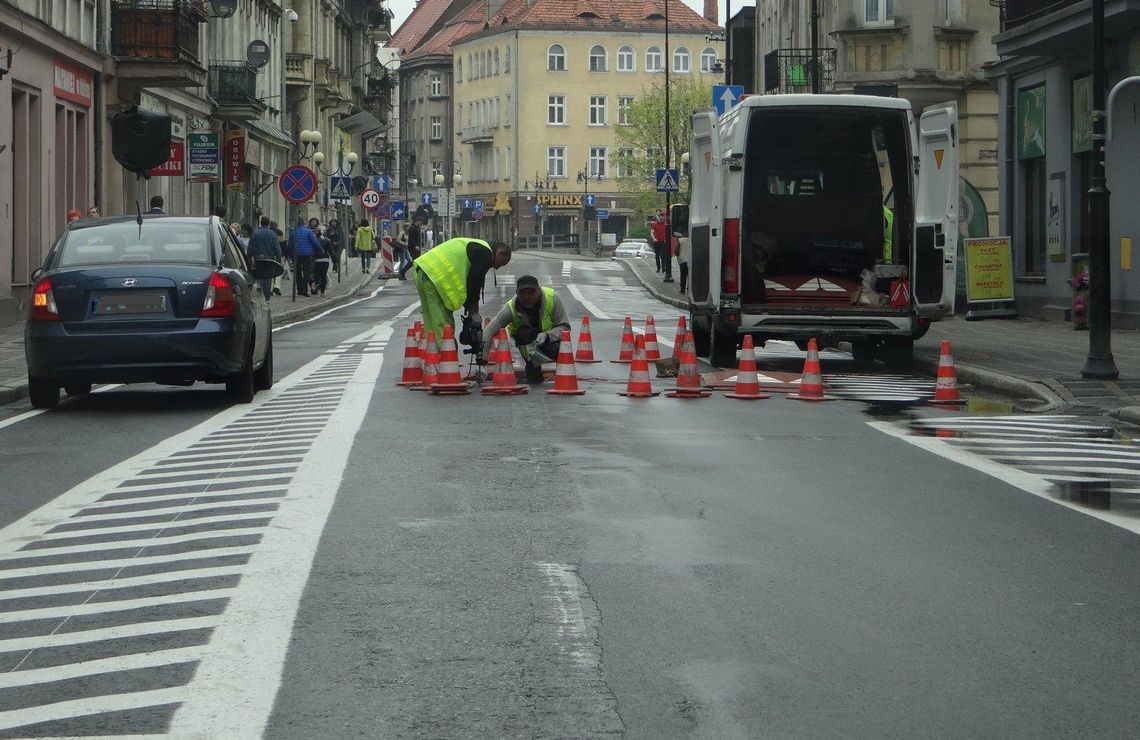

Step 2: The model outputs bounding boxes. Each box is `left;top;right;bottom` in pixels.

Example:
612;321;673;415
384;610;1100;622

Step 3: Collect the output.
25;215;283;409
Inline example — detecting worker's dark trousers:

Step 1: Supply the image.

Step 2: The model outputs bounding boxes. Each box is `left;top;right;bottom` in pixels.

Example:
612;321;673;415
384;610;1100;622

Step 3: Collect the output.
514;327;560;380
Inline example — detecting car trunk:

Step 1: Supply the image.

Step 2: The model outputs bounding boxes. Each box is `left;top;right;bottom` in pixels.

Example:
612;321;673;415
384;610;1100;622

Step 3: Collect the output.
49;264;215;328
739;106;913;312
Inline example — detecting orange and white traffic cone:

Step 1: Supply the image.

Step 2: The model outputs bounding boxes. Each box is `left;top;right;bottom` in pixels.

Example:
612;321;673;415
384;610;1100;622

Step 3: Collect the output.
788;338;834;401
671;315;688;361
429;325;471;395
482;330;528;395
574;316;602;363
643;315;662;361
724;335;771;400
619;336;659;397
415;331;439;391
930;340;967;405
547;328;586;395
666;330;711;398
612;316;635;364
396;325;423;386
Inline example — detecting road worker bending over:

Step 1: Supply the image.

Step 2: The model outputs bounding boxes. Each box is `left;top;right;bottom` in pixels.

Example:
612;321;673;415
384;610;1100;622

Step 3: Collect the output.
413;237;512;351
480;275;571;383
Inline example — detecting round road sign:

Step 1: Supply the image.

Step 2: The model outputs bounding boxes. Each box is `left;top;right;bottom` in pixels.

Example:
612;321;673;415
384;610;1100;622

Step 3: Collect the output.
360;188;381;209
279;164;318;204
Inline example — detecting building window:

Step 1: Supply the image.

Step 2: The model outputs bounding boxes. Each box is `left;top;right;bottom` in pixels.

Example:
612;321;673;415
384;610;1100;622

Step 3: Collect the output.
505;46;511;72
431;116;442;140
589;95;607;125
701;47;717;72
547;146;565;177
505;94;511;125
548;44;566;71
646;46;663;72
548;95;565;124
865;0;894;23
505;146;512;179
589;45;607;72
432;161;442;181
617;147;635;177
1022;157;1046;274
589;146;608;178
617;45;635;72
673;47;691;73
457;59;462;82
430;75;442;96
617;96;634;125
494;49;500;75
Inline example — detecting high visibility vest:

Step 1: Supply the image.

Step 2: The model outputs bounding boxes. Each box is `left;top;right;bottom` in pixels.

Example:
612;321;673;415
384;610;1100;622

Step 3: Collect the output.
414;237;492;311
507;287;556;338
883;205;895;263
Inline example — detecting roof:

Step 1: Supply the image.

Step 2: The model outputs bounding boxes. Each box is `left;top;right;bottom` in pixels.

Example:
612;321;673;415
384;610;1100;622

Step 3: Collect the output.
388;0;457;55
403;2;486;61
479;0;721;37
741;94;913;111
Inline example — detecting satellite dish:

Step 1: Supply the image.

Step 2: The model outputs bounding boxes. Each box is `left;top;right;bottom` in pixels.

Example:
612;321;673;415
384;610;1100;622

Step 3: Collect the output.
211;0;237;18
246;40;271;69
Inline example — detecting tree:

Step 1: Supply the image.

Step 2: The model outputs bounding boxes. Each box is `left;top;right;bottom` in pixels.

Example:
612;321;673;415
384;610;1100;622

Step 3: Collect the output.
613;75;713;227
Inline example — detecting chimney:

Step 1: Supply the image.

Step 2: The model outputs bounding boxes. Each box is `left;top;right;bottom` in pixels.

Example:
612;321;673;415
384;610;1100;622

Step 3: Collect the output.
703;0;717;24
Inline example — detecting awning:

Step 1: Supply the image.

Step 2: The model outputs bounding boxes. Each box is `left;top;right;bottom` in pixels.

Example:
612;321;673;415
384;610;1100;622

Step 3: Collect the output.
245;119;295;149
336;111;387;139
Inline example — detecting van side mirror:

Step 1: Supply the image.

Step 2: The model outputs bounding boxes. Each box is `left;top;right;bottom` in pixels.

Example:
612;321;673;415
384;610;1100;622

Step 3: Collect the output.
670;204;689;236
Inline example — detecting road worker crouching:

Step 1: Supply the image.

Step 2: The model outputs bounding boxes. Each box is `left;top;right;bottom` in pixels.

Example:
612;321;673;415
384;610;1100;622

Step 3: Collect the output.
480;275;571;383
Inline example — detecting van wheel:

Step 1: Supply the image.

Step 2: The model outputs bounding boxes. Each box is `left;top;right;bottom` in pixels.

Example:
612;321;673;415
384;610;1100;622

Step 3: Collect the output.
710;330;738;368
691;320;711;357
880;338;914;370
850;341;876;366
253;335;274;391
226;340;256;403
28;376;60;409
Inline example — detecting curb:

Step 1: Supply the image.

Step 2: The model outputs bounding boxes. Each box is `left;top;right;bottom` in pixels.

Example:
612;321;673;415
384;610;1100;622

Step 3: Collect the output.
617;259;689;310
1109;406;1140;426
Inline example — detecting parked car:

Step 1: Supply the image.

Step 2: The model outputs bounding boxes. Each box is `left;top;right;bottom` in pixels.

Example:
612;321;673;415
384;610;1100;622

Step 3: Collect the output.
612;239;654;259
24;215;284;409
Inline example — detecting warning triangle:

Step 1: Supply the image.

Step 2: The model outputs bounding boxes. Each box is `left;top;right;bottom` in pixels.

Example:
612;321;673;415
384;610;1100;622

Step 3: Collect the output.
934;149;945;169
657;170;678;191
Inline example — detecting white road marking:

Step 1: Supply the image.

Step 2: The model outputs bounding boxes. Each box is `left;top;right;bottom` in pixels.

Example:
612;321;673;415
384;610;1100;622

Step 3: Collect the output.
567;284;610;320
0;568;246;600
272;283;388;331
0;688;191;733
0;647;203;690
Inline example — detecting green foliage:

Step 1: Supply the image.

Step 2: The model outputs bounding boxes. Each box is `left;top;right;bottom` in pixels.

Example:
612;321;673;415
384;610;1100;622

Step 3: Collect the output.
613;75;712;222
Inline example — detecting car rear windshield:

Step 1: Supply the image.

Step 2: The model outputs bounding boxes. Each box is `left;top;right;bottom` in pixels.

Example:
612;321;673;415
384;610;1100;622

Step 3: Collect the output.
56;222;212;267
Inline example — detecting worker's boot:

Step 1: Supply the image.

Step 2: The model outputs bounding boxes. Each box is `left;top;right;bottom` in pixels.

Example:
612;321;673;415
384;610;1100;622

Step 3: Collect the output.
525;363;545;384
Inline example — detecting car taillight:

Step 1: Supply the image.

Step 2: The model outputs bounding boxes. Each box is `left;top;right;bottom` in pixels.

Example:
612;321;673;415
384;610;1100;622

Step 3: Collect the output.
722;218;740;294
30;277;59;321
201;271;236;317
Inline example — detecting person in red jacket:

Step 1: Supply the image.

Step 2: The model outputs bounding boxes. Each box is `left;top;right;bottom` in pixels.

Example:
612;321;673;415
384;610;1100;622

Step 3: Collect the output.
650;214;667;274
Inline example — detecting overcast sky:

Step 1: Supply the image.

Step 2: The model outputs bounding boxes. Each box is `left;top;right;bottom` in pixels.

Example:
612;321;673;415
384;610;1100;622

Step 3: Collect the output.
386;0;754;32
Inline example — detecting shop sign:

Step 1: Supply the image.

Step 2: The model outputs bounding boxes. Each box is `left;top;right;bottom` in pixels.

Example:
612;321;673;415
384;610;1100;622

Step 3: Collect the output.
53;59;93;107
1046;173;1065;262
188;132;220;183
225;130;246;189
1016;85;1046;160
536;193;584;208
148;142;185;177
245;138;262;169
964;237;1015;303
1072;75;1093;154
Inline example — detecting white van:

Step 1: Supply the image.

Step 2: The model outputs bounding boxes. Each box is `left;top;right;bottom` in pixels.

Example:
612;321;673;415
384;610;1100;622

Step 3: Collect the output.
687;94;958;367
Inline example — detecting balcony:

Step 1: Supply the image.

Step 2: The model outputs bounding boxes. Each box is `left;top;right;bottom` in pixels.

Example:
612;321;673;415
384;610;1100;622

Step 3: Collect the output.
110;0;207;88
762;48;838;94
210;62;266;122
460;124;494;144
286;53;311;90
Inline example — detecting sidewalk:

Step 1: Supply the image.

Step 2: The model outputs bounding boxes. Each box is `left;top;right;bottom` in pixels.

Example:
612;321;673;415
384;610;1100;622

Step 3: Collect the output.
620;254;1140;425
0;257;376;405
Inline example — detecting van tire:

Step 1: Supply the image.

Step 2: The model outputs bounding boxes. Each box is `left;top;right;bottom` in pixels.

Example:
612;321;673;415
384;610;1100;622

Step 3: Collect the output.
710;330;738;368
851;341;876;366
880;338;914;370
691;320;711;357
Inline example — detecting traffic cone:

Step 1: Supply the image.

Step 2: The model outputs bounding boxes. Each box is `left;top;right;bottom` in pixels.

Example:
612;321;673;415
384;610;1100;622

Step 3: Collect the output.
574;316;602;363
723;335;771;400
671;315;688;360
666;330;711;398
611;316;635;363
483;330;528;395
930;340;967;405
429;325;470;395
619;336;659;397
396;326;423;386
547;328;586;395
643;315;662;361
788;338;834;401
414;331;439;391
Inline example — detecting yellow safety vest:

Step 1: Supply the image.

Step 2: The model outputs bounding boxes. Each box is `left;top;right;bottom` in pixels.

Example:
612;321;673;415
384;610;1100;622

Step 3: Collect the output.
507;287;556;338
883;205;894;263
414;237;492;311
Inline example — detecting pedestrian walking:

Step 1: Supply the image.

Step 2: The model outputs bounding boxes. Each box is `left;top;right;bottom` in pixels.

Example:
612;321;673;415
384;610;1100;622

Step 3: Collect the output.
394;221;415;280
313;234;332;295
412;237;512;349
354;219;375;273
677;234;691;294
326;218;343;271
247;216;282;300
481;275;571;383
650;211;667;274
289;217;319;296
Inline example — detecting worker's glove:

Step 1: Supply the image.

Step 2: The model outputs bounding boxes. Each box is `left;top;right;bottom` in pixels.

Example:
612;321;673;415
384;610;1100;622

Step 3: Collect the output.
525;342;552;365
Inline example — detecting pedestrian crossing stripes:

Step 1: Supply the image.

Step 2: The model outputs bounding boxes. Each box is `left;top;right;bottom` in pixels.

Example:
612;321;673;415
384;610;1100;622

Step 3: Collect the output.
0;323;393;736
825;374;936;403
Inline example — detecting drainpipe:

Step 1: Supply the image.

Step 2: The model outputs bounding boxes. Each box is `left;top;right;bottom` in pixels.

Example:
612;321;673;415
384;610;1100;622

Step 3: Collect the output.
93;72;103;211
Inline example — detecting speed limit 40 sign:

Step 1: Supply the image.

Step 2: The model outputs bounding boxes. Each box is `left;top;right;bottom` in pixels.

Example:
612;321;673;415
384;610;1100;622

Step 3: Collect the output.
359;189;381;209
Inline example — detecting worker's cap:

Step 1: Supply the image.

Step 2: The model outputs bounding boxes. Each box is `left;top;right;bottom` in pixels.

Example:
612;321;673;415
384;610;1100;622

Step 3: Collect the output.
516;275;540;291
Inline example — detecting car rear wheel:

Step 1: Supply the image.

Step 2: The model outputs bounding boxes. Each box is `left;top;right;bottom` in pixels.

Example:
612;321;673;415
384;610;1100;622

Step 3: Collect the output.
226;339;256;404
64;383;93;396
253;335;274;391
28;376;60;409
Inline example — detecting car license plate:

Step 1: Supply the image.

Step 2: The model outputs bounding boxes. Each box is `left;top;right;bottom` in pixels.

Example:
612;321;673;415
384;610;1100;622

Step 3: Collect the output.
92;292;167;315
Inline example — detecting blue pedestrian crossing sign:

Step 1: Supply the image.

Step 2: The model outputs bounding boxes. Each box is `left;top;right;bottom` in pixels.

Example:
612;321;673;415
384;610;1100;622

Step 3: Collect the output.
656;168;680;192
474;199;484;212
421;192;433;205
583;194;596;207
712;84;745;116
329;176;351;201
390;200;406;219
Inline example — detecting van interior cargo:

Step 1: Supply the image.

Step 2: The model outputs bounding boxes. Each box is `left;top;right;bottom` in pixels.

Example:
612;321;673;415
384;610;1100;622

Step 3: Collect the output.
741;108;913;308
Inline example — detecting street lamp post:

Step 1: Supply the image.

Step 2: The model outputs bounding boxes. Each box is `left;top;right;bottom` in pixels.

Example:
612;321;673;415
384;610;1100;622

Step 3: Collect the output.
312;142;358;284
525;174;557;247
577;165;600;255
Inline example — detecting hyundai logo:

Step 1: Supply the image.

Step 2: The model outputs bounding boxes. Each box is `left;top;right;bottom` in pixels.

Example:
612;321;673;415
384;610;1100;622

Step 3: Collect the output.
123;278;137;286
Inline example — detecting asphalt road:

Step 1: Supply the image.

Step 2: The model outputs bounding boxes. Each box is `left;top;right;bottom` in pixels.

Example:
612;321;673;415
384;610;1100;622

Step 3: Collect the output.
0;253;1137;738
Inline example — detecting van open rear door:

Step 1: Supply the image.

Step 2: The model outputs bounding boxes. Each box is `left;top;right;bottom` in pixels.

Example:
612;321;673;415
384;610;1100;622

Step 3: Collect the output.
914;102;959;316
689;108;723;305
